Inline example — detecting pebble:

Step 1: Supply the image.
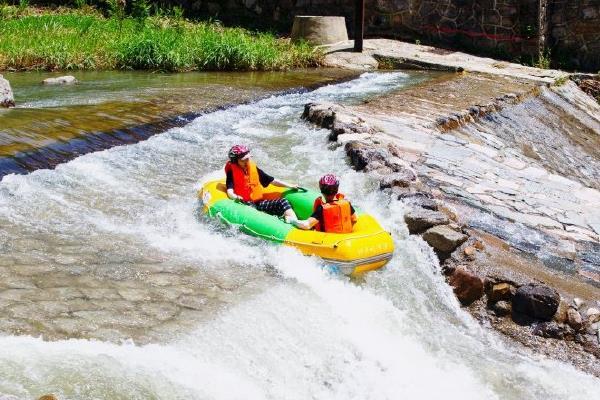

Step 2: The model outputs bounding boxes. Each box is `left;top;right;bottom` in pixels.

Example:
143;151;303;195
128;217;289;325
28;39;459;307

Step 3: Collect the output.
464;246;476;257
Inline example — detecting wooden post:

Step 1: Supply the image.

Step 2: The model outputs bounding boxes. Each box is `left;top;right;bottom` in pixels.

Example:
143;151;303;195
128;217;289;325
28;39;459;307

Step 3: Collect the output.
354;0;365;52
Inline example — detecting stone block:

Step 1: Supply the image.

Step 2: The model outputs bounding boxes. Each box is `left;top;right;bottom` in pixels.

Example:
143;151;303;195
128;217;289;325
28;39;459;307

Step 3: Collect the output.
422;225;468;253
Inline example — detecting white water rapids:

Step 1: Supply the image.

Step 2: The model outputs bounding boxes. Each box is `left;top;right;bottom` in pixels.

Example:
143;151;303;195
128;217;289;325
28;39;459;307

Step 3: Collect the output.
0;73;598;399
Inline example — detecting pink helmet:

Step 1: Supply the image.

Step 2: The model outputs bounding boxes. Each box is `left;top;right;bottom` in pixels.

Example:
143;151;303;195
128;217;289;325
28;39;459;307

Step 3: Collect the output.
319;174;339;195
228;145;249;162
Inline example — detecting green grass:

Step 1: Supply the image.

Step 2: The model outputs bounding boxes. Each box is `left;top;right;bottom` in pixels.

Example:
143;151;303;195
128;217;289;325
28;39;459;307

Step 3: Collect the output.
0;7;322;71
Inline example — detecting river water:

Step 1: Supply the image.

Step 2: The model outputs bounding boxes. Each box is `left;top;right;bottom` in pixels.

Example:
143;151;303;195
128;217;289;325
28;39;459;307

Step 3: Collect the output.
0;72;598;399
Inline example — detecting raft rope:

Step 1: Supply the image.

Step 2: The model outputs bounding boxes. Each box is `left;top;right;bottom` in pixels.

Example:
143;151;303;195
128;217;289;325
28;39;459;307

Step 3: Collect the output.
212;208;390;249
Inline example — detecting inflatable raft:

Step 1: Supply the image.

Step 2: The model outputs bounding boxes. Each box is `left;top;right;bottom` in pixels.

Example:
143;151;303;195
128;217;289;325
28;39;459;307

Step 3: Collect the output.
199;180;394;275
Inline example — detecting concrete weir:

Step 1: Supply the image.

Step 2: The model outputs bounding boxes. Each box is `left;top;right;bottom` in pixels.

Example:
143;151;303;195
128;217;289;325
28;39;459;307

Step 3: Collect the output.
307;39;600;376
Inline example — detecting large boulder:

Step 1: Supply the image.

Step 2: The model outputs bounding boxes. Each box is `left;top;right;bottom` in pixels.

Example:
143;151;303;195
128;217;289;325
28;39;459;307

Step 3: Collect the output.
302;103;375;140
42;75;78;85
0;74;15;108
344;141;388;171
404;209;449;234
379;169;417;189
512;284;560;321
422;225;468;253
302;102;337;129
447;266;484;305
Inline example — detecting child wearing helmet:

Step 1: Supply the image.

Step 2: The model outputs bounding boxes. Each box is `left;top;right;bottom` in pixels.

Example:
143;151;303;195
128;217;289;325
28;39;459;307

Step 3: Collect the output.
225;145;300;223
292;174;357;233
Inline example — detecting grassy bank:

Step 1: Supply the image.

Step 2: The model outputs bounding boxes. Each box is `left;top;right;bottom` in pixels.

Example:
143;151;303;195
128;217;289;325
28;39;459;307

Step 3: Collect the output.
0;6;321;71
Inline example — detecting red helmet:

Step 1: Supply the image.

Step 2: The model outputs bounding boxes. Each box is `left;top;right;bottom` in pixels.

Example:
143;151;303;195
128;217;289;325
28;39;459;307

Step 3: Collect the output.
228;145;249;162
319;174;339;195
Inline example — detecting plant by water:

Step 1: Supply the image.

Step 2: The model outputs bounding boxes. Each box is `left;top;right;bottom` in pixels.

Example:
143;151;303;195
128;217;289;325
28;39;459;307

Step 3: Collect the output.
0;6;321;71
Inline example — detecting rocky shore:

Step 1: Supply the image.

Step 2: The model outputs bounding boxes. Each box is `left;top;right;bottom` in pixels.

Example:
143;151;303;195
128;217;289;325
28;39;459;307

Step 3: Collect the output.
303;39;600;376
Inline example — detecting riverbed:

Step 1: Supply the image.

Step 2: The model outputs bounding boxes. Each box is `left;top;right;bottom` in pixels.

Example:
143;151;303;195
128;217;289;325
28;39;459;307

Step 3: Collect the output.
0;71;598;399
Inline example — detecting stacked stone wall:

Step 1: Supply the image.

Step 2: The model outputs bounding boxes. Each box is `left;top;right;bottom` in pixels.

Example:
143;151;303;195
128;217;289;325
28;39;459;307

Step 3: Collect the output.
39;0;596;70
548;0;600;70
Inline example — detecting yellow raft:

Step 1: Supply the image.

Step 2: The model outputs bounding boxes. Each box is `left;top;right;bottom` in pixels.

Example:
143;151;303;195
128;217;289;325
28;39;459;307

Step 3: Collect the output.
199;180;394;275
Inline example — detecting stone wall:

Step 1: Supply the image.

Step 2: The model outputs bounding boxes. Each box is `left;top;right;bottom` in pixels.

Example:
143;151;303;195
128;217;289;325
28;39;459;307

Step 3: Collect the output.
187;1;598;70
548;0;600;70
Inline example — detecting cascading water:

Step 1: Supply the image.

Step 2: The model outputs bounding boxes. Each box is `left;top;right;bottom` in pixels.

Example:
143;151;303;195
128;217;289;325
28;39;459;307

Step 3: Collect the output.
0;73;598;399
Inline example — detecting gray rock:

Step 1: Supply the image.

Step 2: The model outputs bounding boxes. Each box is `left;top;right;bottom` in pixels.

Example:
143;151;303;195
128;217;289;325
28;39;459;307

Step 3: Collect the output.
42;75;78;85
379;170;417;189
492;300;512;317
513;284;560;321
533;321;574;340
566;308;583;331
0;74;15;108
344;141;388;171
404;209;449;234
302;102;336;129
573;297;584;309
397;191;438;210
422;225;468;253
585;307;600;323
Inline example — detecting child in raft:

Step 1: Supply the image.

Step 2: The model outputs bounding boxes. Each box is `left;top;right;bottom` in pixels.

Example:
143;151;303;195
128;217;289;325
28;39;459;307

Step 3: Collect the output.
292;174;358;233
225;144;300;223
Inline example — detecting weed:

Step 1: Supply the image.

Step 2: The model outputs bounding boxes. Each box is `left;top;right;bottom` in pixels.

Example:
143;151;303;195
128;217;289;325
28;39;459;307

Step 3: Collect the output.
534;50;551;69
553;75;569;86
0;9;319;72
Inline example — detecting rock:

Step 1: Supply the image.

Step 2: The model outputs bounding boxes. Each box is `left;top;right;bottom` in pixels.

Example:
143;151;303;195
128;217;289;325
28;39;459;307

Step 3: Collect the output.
488;282;514;302
302;102;336;128
566;308;583;331
397;191;438;210
584;307;600;322
0;74;15;108
422;225;468;253
512;284;560;321
344;141;388;171
447;266;484;305
573;297;584;309
38;395;59;400
379;170;417;189
403;209;449;234
463;246;476;257
576;79;600;100
533;321;575;340
42;76;78;85
492;300;512;317
323;52;379;70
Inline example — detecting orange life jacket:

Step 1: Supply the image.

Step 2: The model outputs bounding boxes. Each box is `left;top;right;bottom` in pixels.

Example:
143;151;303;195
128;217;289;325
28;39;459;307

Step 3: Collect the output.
224;160;263;202
312;193;353;233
